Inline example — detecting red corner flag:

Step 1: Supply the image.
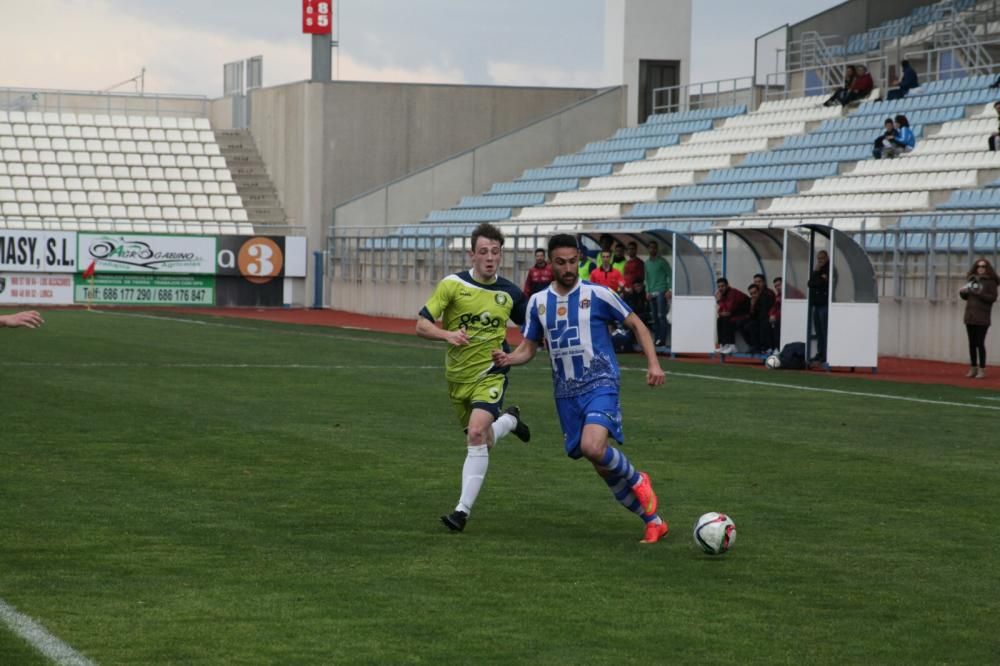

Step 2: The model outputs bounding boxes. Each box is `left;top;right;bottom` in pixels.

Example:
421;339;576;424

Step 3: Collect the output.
82;260;96;279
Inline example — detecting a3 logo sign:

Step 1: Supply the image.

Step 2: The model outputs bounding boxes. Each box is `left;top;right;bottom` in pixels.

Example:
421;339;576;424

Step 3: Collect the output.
236;238;284;284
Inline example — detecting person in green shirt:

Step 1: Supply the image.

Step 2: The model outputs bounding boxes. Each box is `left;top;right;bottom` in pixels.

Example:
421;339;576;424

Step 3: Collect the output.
611;242;628;275
644;241;672;346
578;243;596;280
416;223;531;533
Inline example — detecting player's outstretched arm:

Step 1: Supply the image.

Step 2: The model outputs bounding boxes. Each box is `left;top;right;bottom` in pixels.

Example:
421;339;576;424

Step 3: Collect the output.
0;310;45;329
492;339;539;368
416;317;469;346
624;312;664;386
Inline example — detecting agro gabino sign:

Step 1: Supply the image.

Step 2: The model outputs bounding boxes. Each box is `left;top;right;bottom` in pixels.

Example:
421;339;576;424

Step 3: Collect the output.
78;234;216;274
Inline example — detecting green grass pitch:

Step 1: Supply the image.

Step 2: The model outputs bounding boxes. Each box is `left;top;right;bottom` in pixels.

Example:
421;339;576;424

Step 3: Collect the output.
1;309;998;664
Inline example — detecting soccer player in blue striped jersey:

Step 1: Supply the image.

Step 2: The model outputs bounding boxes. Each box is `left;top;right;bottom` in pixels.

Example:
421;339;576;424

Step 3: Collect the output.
492;233;669;543
417;223;531;533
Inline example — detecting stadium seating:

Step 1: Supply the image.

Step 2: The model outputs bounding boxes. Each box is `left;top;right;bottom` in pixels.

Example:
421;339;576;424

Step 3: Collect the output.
0;110;250;234
415;66;1000;232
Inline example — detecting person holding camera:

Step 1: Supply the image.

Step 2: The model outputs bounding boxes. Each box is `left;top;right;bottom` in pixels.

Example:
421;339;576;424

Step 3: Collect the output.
959;258;998;379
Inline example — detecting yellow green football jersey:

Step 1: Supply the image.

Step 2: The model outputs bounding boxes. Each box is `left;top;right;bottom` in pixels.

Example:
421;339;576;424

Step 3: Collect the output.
420;270;527;383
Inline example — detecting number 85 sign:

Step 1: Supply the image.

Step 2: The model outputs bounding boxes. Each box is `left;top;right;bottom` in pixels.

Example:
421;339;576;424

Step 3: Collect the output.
303;0;332;35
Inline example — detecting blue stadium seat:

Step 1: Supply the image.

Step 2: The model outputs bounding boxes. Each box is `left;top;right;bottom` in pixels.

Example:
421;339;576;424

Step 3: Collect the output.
666;180;797;201
613;119;713;138
644;105;747;125
489;179;579;194
519;164;614;180
939;189;1000;210
583;136;679;152
456;193;545;208
974;213;1000;228
551;149;646;166
705;165;815;183
626;199;756;218
424;207;512;223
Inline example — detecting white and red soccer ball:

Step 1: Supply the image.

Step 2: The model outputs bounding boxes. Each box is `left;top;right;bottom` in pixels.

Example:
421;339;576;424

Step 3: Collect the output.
693;512;737;555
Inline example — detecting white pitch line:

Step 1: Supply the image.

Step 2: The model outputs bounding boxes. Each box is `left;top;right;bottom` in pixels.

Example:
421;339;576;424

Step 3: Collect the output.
58;310;1000;412
0;362;441;370
0;598;95;666
653;368;1000;412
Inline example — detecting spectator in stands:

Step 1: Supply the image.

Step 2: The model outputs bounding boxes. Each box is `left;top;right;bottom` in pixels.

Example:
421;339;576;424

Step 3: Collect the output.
523;248;553;296
842;64;875;105
824;65;857;107
623;241;646;317
872;118;897;159
960;258;998;379
808;250;831;363
875;115;915;159
715;277;750;355
988;101;1000;151
769;277;783;352
0;310;44;329
589;250;625;293
578;243;596;280
644;241;672;346
886;60;919;101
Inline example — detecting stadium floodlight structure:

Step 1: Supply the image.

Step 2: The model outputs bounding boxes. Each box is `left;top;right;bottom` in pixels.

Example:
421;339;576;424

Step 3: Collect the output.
579;222;717;354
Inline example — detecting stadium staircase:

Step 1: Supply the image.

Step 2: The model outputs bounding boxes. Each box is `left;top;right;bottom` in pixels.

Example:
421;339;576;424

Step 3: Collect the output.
214;129;288;232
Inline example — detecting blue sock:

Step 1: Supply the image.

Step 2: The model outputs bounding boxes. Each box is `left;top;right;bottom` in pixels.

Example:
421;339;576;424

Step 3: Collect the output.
598;446;641;487
603;475;656;524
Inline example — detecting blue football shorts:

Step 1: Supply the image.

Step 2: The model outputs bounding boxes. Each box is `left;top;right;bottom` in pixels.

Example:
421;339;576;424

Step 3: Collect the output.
555;388;624;459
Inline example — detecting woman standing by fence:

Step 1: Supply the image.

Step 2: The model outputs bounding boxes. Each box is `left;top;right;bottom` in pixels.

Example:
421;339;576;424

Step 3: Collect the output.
959;258;998;379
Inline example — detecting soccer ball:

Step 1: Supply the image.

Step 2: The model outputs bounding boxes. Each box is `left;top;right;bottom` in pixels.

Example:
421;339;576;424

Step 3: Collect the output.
765;354;781;369
693;512;737;555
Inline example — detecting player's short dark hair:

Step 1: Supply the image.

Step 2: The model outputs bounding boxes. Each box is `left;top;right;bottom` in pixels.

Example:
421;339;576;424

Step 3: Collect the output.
471;223;505;249
548;234;578;255
773;276;782;284
717;277;729;286
534;248;545;254
753;273;765;281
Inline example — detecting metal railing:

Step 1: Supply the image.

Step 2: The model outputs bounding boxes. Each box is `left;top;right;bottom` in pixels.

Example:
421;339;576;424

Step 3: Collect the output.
327;214;1000;302
0;86;210;118
650;77;753;116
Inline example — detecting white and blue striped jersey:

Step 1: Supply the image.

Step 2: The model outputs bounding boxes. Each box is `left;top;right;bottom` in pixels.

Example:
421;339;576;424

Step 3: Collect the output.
524;281;633;399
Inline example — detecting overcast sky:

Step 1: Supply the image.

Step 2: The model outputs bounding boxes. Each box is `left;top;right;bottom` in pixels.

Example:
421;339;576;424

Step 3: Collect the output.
0;0;843;97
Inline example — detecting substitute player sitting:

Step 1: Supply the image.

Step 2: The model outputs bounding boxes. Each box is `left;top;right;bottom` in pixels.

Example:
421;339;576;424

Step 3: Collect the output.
416;223;531;533
492;233;669;544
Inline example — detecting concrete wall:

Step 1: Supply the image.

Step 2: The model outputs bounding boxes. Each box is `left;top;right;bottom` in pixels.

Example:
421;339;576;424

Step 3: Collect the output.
249;82;327;274
208;95;234;131
0;88;209;117
329;280;996;363
879;298;1000;363
604;0;692;126
333;86;627;230
318;81;598;214
246;80;605;298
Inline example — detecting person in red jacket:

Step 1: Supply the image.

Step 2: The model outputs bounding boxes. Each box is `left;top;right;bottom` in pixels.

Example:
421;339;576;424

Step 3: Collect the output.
840;64;873;105
523;248;553;296
622;241;646;315
589;250;625;292
715;277;749;355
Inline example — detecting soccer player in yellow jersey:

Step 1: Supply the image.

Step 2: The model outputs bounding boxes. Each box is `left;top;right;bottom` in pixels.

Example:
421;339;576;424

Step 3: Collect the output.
416;223;532;532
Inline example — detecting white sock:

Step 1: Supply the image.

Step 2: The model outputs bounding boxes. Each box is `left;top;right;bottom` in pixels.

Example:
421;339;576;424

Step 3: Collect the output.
456;444;489;514
490;413;517;442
